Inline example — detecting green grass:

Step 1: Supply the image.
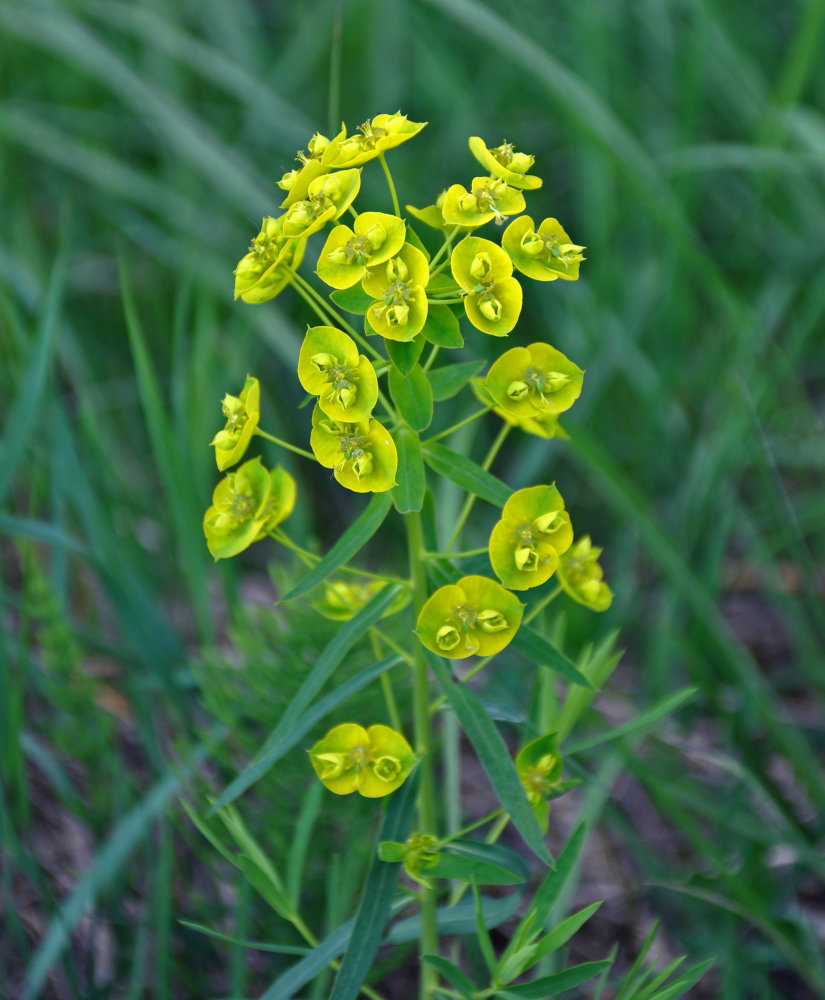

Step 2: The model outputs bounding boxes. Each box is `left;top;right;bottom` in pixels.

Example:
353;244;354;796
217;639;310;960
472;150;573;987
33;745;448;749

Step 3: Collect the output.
1;0;824;997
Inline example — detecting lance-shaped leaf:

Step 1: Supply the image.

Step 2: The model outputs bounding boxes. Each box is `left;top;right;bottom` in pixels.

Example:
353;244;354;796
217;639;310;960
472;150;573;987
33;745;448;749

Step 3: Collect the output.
427;359;485;401
511;625;592;688
281;492;392;602
423;442;511;507
388;363;434;431
425;649;552;865
392;426;426;514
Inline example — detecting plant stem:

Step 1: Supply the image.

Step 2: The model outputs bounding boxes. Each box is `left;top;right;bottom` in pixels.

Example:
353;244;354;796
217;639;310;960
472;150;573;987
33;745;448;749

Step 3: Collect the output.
406;511;438;1000
428;225;462;271
271;528;408;587
289;269;384;362
379;152;401;217
254;428;316;461
423;406;494;446
422;345;440;373
445;424;510;552
371;631;402;732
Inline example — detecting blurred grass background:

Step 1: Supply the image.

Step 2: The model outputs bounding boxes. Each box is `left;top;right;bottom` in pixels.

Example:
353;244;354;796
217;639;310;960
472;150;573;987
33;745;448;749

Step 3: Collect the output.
1;0;824;996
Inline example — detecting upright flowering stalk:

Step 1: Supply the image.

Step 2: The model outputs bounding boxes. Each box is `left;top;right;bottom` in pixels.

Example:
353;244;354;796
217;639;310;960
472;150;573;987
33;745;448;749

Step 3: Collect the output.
204;115;617;1000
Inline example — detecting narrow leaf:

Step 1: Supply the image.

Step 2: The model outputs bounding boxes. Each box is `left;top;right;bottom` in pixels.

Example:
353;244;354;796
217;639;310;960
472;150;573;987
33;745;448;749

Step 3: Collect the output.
388;363;434;431
425;650;552;865
473;880;497;974
565;687;697;755
498;960;613;999
421;956;476;999
386;335;425;375
281;492;392;602
177;920;309;955
387;892;522;942
215;654;402;806
392;426;426;513
432;839;529;884
330;285;372;315
423;442;511;507
428;853;524;886
529;901;602;963
427;359;484;401
421;304;463;347
512;626;592;688
328;774;418;1000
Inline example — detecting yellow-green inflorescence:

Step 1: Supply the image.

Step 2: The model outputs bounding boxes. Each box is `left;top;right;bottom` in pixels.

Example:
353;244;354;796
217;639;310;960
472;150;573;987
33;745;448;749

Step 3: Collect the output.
489;485;573;591
308;723;417;797
213;112;614;813
416;575;524;659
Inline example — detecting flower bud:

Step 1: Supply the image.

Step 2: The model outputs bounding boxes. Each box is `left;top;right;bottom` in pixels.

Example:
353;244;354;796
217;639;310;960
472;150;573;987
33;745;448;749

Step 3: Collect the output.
477;609;508;632
278;169;299;191
352;452;374;479
469;252;493;282
386;257;409;282
311;352;338;374
478;296;502;322
386;303;409;326
363;222;387;249
436;625;461;651
507;380;530;401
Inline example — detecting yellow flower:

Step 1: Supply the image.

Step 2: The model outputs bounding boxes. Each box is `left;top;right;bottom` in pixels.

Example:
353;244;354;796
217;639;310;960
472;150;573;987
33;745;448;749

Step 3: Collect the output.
450;236;522;337
502;216;585;281
557;537;613;611
314;579;409;621
363;243;430;342
233;217;306;304
210;376;260;471
468;137;542;190
308;723;416;797
282;169;362;240
441;176;525;228
489;485;573;591
297;326;378;422
316;212;407;289
322;112;427;168
484;343;584;419
310;405;398;493
416;575;524;659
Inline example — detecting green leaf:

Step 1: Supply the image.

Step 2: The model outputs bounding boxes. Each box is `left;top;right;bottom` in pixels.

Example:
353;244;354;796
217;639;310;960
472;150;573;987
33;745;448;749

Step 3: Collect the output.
386;334;425;374
473;880;497;974
529;901;602;964
258;921;354;1000
210;587;403;812
330;284;373;315
177;920;310;955
423;442;511;507
236;855;293;919
0;246;65;506
281;492;392;602
425;650;552;866
421;303;463;347
328;774;418;1000
497;960;613;999
565;687;697;755
421;955;476;999
512;626;593;688
213;655;402;812
428;839;529;885
22;734;220;1000
388;892;521;942
427;359;485;401
388;363;434;431
404;224;431;260
392;426;426;513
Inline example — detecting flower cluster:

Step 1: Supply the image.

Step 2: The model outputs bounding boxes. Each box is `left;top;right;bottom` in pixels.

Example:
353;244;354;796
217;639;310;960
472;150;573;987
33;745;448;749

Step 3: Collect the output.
308;723;416;798
207;113;616;802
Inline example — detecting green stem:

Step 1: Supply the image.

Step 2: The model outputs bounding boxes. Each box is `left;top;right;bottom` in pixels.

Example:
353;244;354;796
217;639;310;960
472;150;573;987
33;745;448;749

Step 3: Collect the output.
378;152;401;217
428;225;461;271
407;511;438;1000
289;269;384;362
525;584;563;626
371;631;402;732
271;529;409;587
290;915;389;1000
447;811;510;907
423;406;493;446
445;424;510;552
424;548;488;560
426;297;464;306
422;345;440;373
440;808;504;844
255;428;316;461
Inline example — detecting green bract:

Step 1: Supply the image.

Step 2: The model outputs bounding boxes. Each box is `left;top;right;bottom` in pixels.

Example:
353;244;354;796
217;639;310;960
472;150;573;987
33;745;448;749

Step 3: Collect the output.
502;216;585;281
310;405;398;493
308;723;417;797
278;132;331;207
282;169;362;240
468;136;543;190
313;579;410;622
485;343;584;418
471;378;567;439
516;734;563;833
363;242;430;342
416;575;524;659
297;326;378;422
489;485;573;591
234;216;306;304
322;112;427;168
316;212;406;289
210;376;260;471
557;536;613;611
451;235;522;337
202;457;295;561
441;176;526;228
